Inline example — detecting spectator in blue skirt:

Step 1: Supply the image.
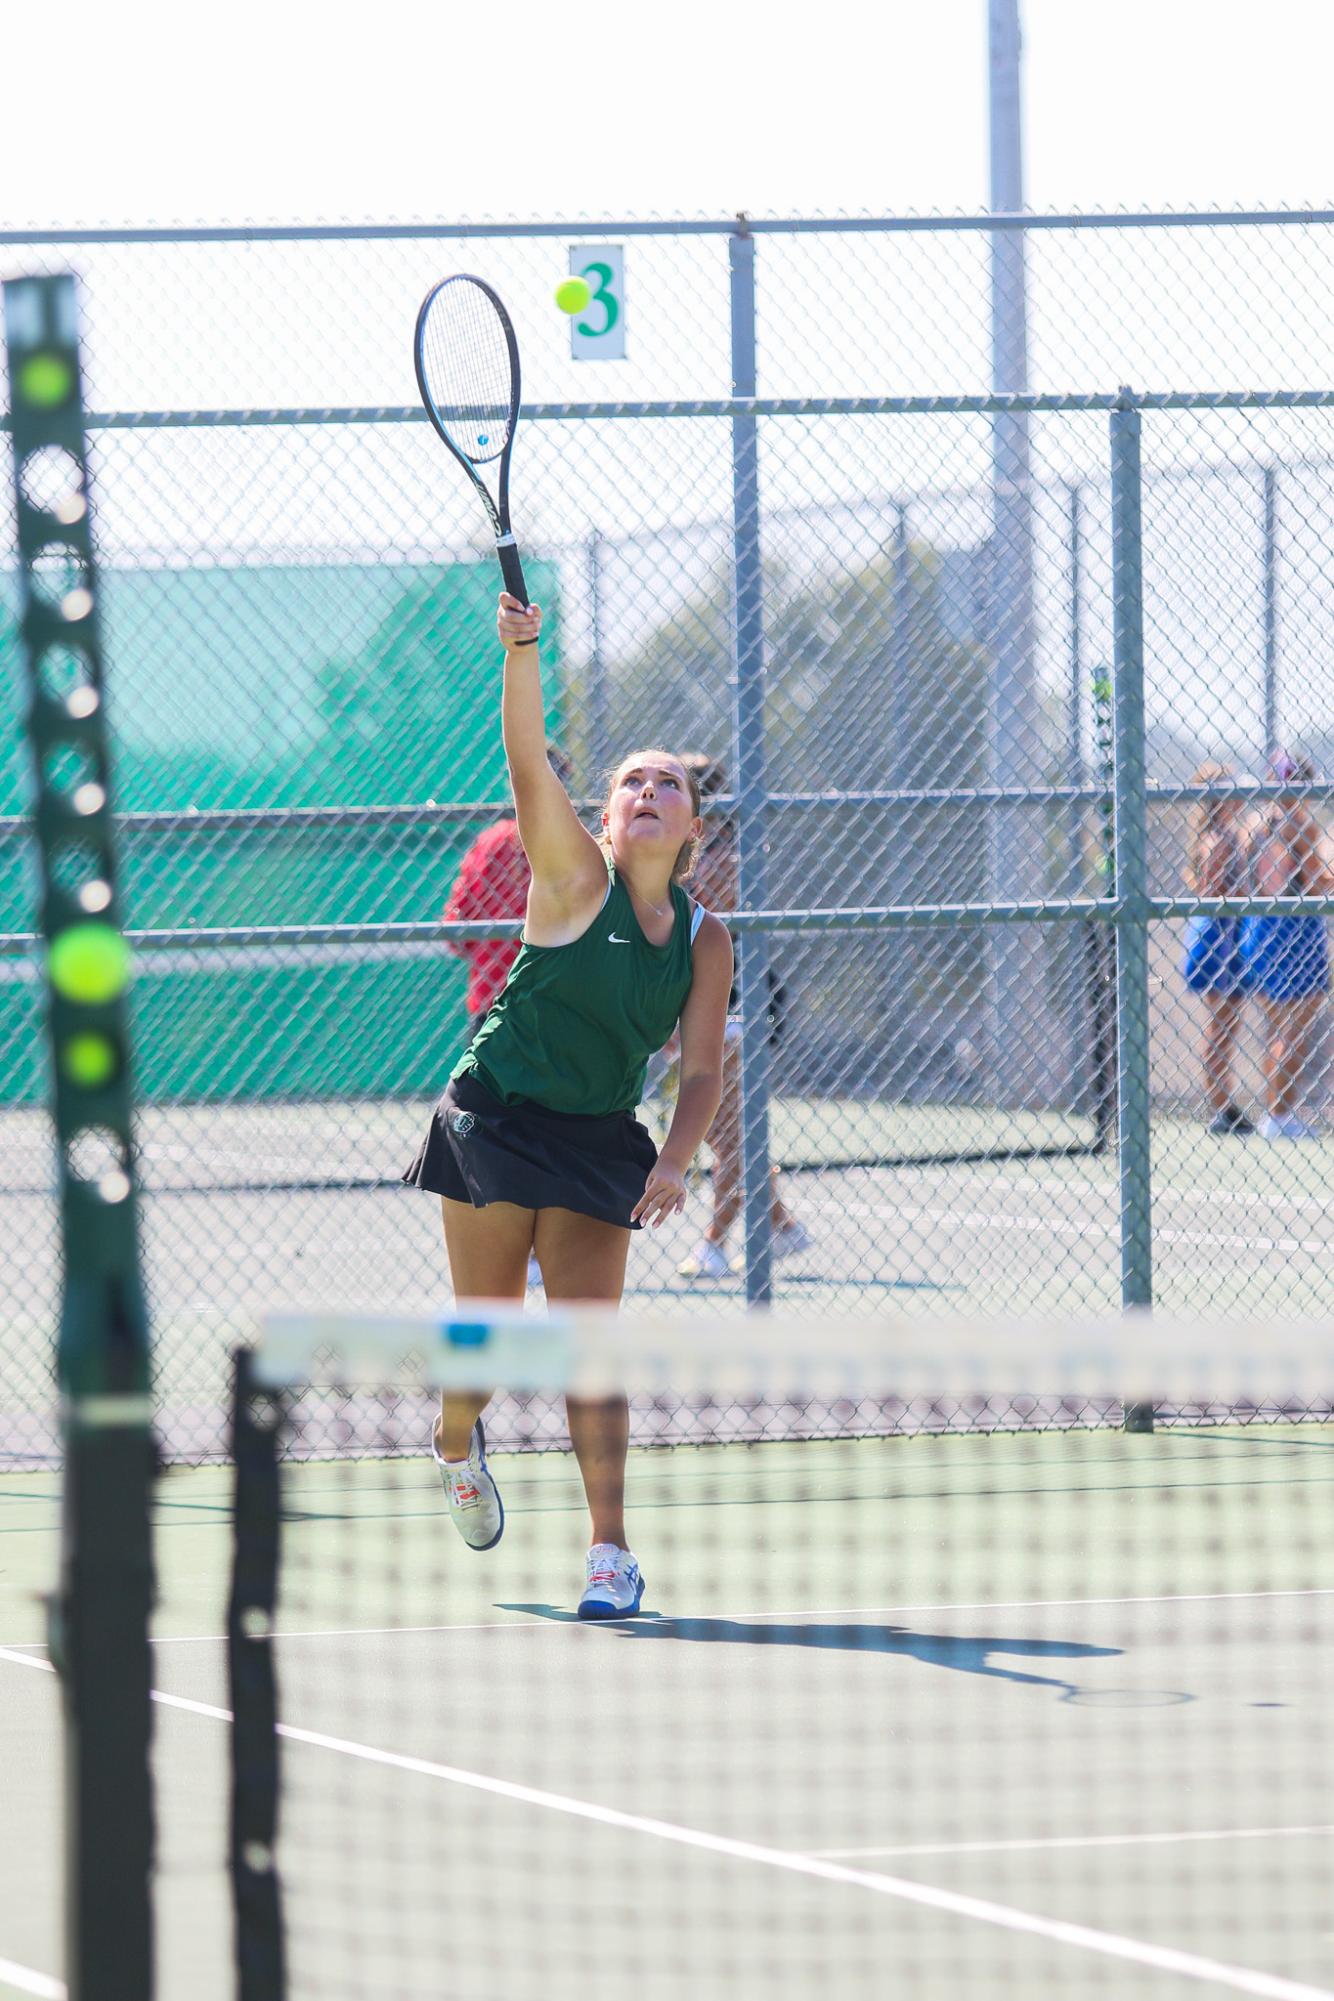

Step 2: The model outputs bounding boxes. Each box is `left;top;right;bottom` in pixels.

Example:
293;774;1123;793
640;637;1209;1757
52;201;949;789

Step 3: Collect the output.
1181;762;1255;1135
1240;752;1334;1140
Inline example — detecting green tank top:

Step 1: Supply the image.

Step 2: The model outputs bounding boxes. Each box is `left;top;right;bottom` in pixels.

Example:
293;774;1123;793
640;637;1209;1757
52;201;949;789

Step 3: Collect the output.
456;865;698;1115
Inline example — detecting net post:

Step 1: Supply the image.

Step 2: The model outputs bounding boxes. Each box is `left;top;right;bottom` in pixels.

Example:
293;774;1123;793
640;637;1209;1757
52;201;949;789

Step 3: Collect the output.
728;216;774;1305
228;1347;287;2000
1109;394;1155;1432
4;271;156;1997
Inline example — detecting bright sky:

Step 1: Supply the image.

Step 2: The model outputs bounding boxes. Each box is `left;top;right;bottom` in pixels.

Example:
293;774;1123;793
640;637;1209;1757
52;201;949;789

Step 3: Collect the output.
6;0;1334;760
4;0;1334;227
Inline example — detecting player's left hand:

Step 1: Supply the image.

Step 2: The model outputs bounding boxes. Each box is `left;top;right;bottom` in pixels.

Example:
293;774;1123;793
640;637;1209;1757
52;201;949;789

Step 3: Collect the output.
632;1156;688;1227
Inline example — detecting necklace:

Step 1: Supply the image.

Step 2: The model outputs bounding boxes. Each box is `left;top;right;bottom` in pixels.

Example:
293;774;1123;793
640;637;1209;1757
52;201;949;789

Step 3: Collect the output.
634;885;673;920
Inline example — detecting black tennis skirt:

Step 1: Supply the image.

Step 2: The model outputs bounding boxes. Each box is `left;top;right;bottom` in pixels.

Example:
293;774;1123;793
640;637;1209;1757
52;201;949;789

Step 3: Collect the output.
402;1071;659;1230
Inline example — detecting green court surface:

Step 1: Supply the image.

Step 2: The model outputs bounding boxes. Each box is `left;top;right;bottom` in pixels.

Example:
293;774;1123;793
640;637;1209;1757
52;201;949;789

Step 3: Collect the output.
3;1424;1333;1998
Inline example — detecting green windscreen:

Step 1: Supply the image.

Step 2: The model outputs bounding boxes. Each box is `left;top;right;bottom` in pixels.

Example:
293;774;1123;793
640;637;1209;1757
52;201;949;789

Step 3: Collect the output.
0;556;562;1104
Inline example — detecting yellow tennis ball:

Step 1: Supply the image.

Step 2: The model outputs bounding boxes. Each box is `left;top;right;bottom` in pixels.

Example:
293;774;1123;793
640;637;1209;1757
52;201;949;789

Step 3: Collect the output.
18;353;74;409
61;1032;118;1088
555;276;592;316
48;923;131;1004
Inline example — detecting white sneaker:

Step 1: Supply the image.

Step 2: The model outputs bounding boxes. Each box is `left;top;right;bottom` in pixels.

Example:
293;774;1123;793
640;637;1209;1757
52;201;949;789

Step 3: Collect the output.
1260;1114;1320;1140
677;1239;731;1280
773;1218;811;1259
433;1417;504;1551
578;1543;645;1621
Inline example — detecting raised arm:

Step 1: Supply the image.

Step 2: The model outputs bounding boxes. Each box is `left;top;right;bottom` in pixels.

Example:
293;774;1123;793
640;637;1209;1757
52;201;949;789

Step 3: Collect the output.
497;593;603;903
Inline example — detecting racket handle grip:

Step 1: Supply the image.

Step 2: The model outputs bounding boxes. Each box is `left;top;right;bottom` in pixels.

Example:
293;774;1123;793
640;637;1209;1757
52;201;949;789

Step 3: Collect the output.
496;537;537;645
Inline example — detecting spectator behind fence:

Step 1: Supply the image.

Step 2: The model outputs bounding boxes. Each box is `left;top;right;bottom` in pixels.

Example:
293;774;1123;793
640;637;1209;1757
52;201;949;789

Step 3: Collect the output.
1181;762;1256;1136
444;744;575;1035
1239;751;1334;1141
675;752;809;1280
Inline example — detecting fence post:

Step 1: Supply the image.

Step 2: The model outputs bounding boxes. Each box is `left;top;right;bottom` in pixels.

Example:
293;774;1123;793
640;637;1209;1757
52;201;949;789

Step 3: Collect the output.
728;218;773;1306
886;500;913;1034
986;0;1048;1111
1066;480;1085;886
1065;479;1089;1118
1262;464;1279;760
585;529;609;790
1110;395;1154;1427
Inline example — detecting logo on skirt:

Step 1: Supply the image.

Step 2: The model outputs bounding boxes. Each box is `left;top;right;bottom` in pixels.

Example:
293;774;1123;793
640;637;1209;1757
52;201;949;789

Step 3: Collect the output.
450;1110;476;1138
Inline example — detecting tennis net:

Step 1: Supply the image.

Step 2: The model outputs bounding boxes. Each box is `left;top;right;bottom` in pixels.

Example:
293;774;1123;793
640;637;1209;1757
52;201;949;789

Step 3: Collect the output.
228;1308;1334;2001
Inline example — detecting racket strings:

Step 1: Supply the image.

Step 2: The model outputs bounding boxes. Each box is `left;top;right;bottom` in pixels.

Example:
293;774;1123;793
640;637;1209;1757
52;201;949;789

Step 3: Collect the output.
419;280;515;466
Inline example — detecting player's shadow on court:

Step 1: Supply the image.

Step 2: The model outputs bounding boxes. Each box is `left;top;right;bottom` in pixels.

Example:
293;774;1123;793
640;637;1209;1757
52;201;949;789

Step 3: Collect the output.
500;1607;1124;1695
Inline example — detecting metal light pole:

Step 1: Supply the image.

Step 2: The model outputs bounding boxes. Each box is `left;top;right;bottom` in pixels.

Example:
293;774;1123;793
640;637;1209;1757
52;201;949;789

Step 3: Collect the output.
987;0;1048;1105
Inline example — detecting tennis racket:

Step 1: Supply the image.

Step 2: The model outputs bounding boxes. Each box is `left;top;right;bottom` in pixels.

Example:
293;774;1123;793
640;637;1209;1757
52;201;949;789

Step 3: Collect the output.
413;273;535;642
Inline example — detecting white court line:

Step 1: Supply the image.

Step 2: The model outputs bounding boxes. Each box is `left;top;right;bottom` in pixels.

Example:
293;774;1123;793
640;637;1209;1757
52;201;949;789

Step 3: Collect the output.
124;1580;1334;1646
858;1169;1334;1221
715;1585;1334;1624
3;1649;1331;1997
812;1823;1334;1861
0;1958;63;1999
163;1696;1334;2001
6;1582;1333;1653
819;1199;1334;1258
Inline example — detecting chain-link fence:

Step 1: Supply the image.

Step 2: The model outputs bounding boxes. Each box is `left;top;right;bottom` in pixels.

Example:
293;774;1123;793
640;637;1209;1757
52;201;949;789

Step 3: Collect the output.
5;211;1334;1464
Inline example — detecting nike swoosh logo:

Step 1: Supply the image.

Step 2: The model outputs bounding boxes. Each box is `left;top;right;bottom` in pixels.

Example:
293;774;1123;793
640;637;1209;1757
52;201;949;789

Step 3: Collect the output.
608;933;630;944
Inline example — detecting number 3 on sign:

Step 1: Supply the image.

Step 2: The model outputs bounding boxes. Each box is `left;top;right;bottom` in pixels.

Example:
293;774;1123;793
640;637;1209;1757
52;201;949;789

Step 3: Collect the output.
569;246;626;360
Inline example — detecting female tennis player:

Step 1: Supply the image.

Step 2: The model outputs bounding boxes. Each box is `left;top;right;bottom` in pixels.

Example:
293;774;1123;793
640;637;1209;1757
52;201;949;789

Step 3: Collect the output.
404;591;733;1618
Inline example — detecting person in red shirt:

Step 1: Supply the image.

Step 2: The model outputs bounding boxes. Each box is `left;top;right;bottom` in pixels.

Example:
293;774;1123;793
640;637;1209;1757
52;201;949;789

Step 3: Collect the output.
444;746;574;1031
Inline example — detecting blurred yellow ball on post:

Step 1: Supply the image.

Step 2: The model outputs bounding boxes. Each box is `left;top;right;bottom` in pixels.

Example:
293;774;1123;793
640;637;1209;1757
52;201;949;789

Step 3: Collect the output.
61;1032;118;1088
48;922;131;1004
555;276;592;316
18;352;74;408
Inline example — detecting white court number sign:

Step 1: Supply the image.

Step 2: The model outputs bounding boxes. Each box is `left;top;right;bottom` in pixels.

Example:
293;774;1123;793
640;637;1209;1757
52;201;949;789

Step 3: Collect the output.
569;246;625;360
